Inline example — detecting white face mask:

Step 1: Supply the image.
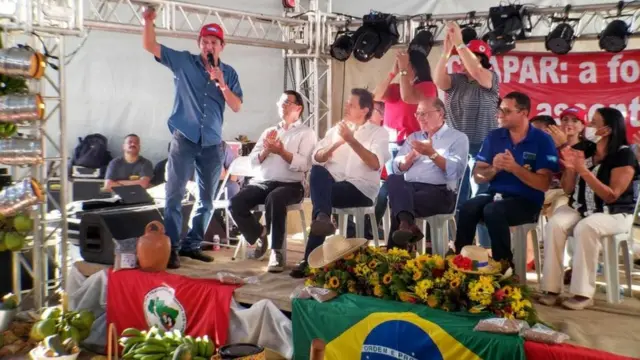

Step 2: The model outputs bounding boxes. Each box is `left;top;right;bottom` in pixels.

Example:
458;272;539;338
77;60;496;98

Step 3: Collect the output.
584;127;602;143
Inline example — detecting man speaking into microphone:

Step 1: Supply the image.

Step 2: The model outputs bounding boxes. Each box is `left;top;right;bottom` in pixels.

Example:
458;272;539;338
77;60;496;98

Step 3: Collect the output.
142;8;243;269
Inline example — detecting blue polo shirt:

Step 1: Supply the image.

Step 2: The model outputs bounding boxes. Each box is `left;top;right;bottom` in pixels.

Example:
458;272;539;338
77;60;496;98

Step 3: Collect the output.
155;45;243;147
476;125;559;206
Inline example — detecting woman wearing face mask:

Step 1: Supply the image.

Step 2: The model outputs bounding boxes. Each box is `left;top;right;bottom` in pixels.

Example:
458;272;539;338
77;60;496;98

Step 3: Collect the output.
539;107;639;310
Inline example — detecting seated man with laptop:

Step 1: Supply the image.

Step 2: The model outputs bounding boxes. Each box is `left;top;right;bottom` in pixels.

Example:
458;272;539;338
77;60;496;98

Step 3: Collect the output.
104;134;154;191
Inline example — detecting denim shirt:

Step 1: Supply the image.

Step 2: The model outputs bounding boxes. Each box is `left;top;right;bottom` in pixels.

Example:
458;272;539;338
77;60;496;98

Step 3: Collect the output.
155;45;243;146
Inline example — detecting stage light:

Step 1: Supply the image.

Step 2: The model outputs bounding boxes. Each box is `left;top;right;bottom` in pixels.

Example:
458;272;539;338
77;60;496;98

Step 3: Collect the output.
482;32;515;55
352;12;399;63
330;31;355;61
409;27;435;56
0;94;45;123
485;5;528;55
599;19;630;53
461;26;478;44
546;23;576;55
0;47;47;79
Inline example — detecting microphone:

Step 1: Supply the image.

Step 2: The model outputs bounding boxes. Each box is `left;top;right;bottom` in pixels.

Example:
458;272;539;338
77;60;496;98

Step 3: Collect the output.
206;53;219;85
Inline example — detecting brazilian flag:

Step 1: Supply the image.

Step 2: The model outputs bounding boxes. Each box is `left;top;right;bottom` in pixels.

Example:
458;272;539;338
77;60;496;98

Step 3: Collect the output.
293;294;526;360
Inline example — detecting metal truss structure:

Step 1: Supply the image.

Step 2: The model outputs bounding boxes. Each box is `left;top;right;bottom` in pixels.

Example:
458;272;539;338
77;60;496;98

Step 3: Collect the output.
0;0;637;310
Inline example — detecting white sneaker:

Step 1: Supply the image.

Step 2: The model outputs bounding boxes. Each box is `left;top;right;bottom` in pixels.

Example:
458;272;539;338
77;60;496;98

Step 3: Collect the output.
267;249;285;273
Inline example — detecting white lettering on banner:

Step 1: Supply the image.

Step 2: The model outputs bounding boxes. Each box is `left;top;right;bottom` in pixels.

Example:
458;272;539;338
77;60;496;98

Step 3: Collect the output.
502;56;519;83
540;57;560;84
361;345;418;360
536;96;640;127
607;54;640;83
519;57;538;83
578;62;597;84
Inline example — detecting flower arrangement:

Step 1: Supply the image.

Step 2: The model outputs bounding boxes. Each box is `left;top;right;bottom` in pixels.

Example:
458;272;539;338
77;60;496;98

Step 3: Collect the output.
304;247;538;324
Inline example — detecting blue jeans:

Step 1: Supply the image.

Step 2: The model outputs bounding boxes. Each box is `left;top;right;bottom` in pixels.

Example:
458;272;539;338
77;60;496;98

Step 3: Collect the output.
456;143;491;248
165;131;223;251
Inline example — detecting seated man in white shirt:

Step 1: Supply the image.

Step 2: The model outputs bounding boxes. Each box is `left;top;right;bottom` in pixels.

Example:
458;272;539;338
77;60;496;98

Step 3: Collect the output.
388;98;469;248
290;88;390;278
229;90;316;273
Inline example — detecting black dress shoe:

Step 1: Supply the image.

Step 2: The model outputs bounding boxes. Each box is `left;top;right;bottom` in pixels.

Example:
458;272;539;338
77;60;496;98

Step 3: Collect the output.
289;260;309;278
167;251;181;269
179;249;214;262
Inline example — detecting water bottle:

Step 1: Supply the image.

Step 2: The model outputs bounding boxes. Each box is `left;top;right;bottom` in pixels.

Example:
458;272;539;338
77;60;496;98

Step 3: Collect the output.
213;235;221;251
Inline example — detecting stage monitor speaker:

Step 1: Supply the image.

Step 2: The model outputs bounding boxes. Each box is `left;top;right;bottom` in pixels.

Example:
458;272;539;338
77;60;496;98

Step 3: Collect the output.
79;202;193;265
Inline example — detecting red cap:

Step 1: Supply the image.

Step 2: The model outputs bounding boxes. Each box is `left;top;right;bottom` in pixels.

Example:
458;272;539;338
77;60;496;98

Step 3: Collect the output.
199;23;224;42
559;107;588;124
453;39;492;59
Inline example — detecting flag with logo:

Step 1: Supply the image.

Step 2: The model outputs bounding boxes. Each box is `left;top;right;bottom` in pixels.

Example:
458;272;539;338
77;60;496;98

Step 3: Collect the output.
106;269;239;346
293;294;526;360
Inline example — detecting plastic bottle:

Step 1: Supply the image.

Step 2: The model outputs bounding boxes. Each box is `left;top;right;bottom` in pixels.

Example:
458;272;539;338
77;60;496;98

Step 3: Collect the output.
213;235;221;251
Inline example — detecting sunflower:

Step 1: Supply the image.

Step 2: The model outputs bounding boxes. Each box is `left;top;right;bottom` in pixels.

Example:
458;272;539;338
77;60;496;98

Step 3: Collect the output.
328;276;340;289
343;252;355;260
412;270;423;281
502;285;514;297
433;255;445;270
368;260;378;269
382;273;393;285
414;279;434;301
427;295;439;308
450;278;461;289
373;284;383;297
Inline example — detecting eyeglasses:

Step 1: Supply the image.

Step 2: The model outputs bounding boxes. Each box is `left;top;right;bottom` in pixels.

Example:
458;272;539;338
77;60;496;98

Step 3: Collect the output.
498;108;522;116
414;110;440;118
278;100;298;106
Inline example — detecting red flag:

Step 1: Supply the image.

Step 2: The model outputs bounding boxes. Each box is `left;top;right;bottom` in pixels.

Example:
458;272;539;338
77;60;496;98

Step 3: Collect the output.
106;269;239;346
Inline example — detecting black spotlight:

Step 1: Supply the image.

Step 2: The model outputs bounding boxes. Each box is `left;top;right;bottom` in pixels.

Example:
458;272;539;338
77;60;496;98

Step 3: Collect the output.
330;31;355;61
482;32;515;55
545;23;575;55
461;26;478;44
599;19;630;53
352;12;399;62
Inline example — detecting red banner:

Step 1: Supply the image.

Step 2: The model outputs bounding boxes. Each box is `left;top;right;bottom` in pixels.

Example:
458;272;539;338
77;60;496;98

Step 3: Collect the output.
448;50;640;141
106;269;239;346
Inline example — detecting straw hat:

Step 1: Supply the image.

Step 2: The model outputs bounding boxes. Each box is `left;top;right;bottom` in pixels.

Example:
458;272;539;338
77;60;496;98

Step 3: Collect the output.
448;245;501;275
308;235;368;269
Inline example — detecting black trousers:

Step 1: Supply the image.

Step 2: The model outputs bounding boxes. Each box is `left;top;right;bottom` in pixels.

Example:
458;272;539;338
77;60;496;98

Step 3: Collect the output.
303;165;373;260
229;180;304;250
386;174;456;248
455;192;540;262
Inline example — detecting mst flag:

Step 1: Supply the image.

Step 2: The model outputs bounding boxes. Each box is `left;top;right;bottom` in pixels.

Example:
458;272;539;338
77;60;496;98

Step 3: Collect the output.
106;269;239;346
293;294;525;360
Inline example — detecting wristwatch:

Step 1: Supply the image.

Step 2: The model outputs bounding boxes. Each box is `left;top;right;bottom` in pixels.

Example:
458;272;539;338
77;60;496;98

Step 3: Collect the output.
429;153;439;160
399;70;408;76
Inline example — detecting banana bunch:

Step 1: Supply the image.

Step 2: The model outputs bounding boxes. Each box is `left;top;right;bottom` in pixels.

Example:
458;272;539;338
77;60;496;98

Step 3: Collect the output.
0;122;17;138
119;326;215;360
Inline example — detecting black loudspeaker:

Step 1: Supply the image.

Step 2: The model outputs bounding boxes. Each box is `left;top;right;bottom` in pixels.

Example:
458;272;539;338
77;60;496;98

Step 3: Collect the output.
79;202;194;265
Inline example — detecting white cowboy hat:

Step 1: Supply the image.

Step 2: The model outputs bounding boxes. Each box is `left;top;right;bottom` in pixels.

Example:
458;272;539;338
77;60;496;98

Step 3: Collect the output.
308;235;368;269
449;245;501;275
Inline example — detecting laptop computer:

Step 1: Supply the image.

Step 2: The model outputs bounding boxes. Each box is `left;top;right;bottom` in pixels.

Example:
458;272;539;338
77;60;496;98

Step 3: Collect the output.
112;185;155;206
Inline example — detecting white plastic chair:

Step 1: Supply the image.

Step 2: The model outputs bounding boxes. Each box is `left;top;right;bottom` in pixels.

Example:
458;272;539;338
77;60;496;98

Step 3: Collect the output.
333;206;380;247
221;156;308;261
415;180;463;257
511;221;542;285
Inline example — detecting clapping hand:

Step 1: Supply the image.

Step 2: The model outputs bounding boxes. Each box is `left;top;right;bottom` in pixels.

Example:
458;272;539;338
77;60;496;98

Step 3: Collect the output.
410;139;435;157
544;125;568;148
493;150;518;173
337;121;355;142
263;130;283;155
396;50;410;71
560;147;586;172
447;22;463;46
142;7;156;23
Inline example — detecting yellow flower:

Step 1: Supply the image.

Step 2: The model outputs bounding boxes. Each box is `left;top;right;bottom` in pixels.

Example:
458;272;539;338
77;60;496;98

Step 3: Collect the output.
427;295;439;308
478;275;494;288
412;270;423;281
467;280;495;305
416;254;431;267
522;299;532;308
505;313;515;320
343;252;355;260
414;279;434;301
328;276;340;289
398;292;415;303
502;286;514;297
469;306;484;314
368;260;378;269
388;248;411;259
516;310;527;319
304;278;314;287
383;273;393;285
355;263;371;277
511;287;523;301
373;284;383;297
368;272;380;285
450;278;461;288
309;267;319;275
433;255;445;270
405;259;417;272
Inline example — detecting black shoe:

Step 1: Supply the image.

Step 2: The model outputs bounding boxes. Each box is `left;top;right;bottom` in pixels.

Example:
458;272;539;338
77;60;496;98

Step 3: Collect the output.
179;249;214;262
249;235;268;260
310;213;336;237
167;251;180;269
391;223;424;248
289;260;308;278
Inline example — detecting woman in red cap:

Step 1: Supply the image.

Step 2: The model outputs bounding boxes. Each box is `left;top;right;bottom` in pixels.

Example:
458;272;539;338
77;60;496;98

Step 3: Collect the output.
433;22;500;250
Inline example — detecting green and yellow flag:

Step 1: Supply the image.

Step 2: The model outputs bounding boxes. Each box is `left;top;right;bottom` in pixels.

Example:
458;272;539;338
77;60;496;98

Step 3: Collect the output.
293;294;525;360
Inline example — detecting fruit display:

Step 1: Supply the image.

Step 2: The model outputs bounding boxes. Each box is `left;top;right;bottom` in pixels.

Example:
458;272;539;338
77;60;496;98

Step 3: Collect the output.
0;293;18;310
0;212;33;252
0;123;17;138
30;334;80;358
30;306;96;345
119;326;215;360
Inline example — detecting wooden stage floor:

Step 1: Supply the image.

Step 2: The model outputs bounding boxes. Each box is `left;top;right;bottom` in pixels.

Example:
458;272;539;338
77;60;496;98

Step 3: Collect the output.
74;237;640;359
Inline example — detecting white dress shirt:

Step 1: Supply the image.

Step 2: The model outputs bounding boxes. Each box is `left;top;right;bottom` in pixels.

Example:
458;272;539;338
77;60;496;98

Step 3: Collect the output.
393;125;469;191
312;121;390;201
249;120;317;182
